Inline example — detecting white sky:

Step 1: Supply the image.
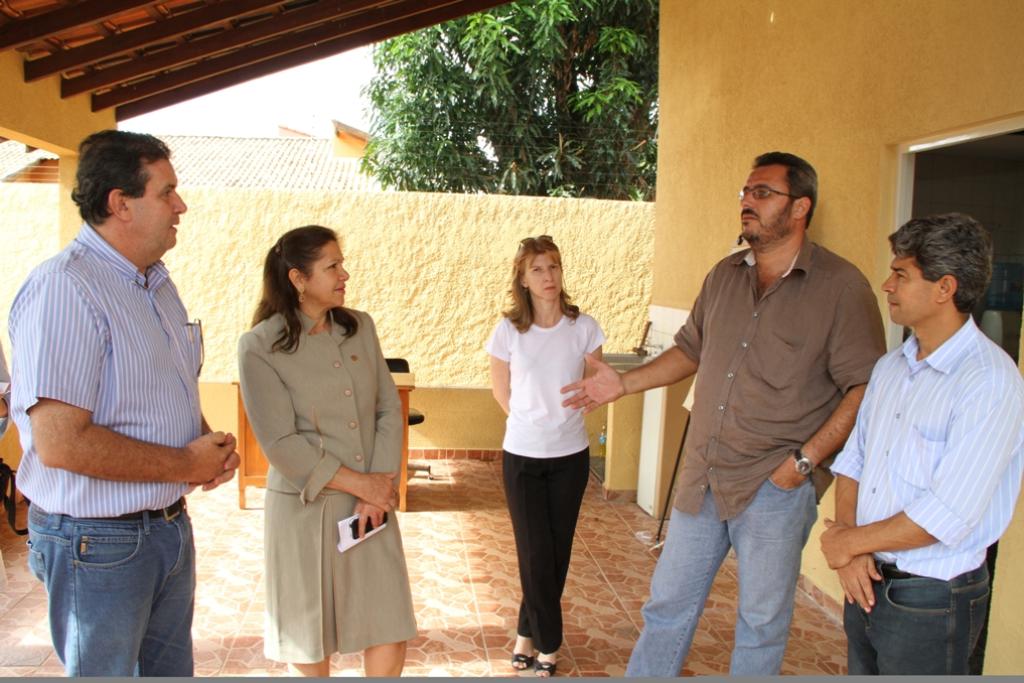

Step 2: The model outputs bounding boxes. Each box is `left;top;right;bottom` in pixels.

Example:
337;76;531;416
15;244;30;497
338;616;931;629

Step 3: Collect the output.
119;46;376;139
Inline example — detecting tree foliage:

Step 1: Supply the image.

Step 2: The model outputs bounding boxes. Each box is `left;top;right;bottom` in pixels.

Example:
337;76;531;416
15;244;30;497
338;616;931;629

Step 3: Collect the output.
362;0;658;201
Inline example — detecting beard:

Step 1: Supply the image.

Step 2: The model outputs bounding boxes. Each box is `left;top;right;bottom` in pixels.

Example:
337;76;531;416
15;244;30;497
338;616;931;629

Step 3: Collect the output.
741;202;793;248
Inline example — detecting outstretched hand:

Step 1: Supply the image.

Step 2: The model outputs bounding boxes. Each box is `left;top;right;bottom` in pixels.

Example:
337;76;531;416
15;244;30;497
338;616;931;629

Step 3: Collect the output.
561;353;625;414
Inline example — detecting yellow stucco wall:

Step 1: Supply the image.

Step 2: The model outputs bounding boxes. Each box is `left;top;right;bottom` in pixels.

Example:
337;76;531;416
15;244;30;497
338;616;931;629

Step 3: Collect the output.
0;52;114;156
659;0;1024;672
161;188;654;387
0;184;653;460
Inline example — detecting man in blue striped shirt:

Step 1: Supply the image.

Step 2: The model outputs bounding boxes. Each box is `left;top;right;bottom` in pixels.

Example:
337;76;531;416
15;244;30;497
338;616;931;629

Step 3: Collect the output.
9;130;240;676
822;213;1024;675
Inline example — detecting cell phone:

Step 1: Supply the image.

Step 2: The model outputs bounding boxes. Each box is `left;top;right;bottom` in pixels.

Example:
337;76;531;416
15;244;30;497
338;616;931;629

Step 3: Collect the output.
349;511;389;538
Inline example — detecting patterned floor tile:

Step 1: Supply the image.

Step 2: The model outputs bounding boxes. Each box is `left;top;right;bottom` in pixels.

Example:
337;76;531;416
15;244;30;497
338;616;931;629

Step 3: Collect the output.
0;459;846;676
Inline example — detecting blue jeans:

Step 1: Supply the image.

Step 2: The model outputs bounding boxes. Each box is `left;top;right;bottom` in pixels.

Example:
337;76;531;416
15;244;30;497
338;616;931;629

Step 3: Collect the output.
844;562;990;674
626;478;817;676
26;503;196;676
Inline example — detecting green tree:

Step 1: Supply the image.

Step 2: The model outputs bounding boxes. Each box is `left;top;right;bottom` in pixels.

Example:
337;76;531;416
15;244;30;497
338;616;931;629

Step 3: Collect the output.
362;0;658;200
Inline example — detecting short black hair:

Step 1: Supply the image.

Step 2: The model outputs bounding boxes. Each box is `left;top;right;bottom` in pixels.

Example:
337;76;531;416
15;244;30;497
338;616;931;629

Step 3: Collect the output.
753;151;818;228
889;213;993;313
72;130;171;225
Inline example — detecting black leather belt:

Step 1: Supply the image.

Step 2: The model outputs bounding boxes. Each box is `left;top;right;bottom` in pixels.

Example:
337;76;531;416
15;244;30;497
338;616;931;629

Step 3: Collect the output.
877;562;917;580
101;498;185;522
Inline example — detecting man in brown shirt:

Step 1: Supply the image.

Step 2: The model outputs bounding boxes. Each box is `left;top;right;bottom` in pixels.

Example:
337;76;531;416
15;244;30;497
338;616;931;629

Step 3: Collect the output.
563;152;885;675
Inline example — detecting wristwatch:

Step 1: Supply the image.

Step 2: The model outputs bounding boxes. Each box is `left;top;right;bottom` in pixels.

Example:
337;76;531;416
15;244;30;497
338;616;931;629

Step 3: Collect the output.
793;448;814;476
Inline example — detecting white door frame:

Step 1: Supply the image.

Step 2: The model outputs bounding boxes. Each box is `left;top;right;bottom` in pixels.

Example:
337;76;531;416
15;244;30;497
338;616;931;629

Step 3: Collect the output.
889;114;1024;350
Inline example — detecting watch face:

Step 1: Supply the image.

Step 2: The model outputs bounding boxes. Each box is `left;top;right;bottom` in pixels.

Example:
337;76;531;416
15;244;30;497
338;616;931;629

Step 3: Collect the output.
796;459;813;476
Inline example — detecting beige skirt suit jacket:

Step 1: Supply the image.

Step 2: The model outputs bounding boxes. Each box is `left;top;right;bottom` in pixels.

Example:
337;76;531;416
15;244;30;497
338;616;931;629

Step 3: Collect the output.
238;309;416;662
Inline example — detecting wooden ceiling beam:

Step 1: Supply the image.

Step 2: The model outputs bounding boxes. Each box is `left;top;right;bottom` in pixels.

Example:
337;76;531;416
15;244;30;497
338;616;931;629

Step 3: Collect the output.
113;0;509;120
97;0;479;110
24;0;290;81
62;0;387;98
0;0;162;51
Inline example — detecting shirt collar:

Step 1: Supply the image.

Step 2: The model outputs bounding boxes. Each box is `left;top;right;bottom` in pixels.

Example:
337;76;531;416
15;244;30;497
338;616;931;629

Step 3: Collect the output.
76;222;169;289
901;316;978;374
299;309;349;343
734;238;813;278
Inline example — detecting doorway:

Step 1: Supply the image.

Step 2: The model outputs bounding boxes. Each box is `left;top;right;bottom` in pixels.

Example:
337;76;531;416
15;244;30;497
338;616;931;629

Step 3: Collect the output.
911;132;1024;361
902;128;1024;673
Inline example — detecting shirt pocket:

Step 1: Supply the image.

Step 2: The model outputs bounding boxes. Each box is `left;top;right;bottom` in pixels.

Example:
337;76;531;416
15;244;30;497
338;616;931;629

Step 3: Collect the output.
751;332;803;390
891;427;944;492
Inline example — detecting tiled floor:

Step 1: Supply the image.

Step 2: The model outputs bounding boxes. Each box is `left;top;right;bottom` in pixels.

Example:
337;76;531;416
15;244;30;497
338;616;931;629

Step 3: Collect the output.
0;459;847;676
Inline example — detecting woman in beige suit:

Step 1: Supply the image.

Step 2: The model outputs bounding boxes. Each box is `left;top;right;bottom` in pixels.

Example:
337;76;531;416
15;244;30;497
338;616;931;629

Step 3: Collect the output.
238;225;416;677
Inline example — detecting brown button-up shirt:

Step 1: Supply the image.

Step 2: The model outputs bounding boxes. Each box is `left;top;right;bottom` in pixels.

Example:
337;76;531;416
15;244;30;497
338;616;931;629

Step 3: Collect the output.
673;239;885;519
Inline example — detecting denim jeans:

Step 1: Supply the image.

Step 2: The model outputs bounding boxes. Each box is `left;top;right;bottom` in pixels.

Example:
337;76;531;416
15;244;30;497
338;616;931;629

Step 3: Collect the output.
26;503;196;676
626;478;817;676
844;562;990;674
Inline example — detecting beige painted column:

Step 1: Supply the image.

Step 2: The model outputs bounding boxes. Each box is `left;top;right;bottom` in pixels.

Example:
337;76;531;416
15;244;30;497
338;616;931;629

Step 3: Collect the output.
0;49;113;246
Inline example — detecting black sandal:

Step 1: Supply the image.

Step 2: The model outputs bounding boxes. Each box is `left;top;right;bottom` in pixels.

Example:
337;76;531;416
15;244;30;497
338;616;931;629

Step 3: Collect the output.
534;659;557;677
511;653;535;670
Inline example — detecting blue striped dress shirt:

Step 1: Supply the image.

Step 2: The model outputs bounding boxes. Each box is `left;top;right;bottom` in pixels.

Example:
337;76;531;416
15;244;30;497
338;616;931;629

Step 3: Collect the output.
832;317;1024;580
9;223;202;517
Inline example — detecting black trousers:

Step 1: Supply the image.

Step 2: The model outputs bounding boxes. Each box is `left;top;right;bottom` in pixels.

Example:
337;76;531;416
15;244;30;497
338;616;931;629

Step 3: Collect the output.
502;447;590;654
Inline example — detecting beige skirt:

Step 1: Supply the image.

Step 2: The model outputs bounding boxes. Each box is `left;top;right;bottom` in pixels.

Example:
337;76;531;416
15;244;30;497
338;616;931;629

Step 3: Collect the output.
263;488;417;662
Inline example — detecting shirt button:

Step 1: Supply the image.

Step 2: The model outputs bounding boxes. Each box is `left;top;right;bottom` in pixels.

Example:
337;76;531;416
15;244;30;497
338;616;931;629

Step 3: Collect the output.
718;405;725;411
871;487;876;493
344;389;352;397
700;484;707;492
727;372;735;379
355;454;363;462
333;361;341;368
895;412;901;419
741;341;749;348
753;312;759;318
349;421;358;429
351;354;359;362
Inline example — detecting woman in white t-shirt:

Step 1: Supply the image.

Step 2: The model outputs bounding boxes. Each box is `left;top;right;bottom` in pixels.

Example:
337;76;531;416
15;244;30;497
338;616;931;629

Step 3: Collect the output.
486;235;605;677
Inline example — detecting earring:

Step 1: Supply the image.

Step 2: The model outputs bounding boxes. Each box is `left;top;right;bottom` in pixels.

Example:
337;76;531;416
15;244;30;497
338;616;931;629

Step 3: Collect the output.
298;289;306;303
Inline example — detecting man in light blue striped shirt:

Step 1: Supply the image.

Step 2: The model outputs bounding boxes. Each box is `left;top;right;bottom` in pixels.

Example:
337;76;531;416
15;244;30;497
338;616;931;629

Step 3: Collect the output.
822;213;1024;675
9;130;240;676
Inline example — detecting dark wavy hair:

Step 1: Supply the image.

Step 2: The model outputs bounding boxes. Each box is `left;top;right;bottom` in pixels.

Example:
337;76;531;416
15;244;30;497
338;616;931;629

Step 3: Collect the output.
503;234;579;333
889;213;993;313
251;225;358;352
72;130;171;226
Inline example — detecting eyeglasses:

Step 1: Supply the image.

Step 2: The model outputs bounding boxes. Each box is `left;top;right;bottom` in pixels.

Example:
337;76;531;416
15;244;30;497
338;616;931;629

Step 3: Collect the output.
520;234;554;245
738;185;799;201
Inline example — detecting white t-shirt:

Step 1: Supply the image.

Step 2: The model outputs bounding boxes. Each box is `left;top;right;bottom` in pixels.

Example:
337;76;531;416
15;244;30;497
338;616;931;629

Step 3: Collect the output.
486;313;606;458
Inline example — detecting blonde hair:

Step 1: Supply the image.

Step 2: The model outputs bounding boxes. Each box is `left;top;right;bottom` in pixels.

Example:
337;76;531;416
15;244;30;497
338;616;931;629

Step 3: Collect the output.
503;235;580;332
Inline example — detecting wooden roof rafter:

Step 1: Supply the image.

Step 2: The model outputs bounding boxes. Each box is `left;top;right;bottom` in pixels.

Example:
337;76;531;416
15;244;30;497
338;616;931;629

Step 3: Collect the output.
60;0;374;97
0;1;162;50
0;0;510;120
24;0;288;80
97;0;500;115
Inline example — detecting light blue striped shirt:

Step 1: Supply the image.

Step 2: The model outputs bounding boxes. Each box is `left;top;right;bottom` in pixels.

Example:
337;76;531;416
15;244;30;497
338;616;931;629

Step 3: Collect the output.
832;317;1024;580
9;223;202;517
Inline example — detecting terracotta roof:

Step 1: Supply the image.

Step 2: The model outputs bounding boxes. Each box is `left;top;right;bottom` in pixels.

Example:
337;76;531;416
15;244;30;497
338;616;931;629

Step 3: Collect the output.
162;134;381;190
0;135;383;191
0;141;57;181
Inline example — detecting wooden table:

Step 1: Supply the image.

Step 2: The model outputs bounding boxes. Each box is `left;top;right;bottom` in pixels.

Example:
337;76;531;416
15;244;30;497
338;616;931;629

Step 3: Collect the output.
236;373;416;510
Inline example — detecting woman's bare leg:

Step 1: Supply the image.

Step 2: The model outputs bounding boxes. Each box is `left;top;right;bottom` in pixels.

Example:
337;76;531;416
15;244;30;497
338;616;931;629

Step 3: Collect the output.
288;658;330;677
364;641;407;677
